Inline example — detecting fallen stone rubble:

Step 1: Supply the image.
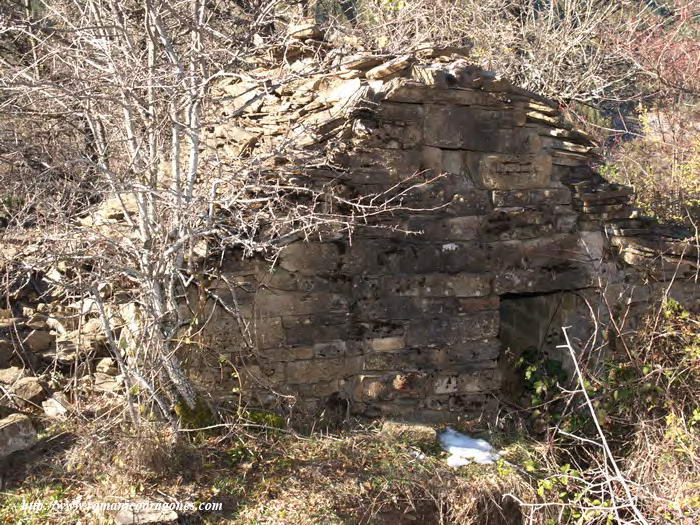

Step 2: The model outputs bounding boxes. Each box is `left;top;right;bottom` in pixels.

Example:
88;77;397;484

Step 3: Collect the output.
0;287;123;460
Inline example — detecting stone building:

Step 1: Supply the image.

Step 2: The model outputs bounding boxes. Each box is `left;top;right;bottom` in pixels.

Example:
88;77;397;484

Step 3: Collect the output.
190;39;699;421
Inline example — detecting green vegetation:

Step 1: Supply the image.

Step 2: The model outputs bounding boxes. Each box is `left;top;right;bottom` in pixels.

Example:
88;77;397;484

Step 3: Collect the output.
240;408;285;430
604;105;700;226
509;299;700;523
174;397;217;430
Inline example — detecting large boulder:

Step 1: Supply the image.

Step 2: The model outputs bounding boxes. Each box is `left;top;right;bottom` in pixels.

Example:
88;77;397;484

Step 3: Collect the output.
23;330;54;352
0;413;37;459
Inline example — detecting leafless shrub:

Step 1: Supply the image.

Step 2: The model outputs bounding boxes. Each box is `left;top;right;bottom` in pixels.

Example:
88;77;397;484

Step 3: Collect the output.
0;0;437;430
63;420;198;488
323;0;650;105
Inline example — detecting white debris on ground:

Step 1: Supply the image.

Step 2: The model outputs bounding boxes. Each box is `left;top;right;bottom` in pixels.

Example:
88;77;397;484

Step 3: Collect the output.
438;427;505;467
409;449;427;460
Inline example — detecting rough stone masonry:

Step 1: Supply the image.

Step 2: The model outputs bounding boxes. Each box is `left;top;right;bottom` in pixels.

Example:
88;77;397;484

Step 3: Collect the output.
180;28;700;422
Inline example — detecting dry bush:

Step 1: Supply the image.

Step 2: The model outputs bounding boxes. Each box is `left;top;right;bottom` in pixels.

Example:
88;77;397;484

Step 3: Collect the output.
323;0;650;105
63;421;199;489
333;0;699;108
602;103;700;226
0;108;94;230
623;0;700;98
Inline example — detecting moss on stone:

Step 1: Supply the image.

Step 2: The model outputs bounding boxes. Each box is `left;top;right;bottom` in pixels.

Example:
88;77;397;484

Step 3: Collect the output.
174;397;216;429
241;409;285;429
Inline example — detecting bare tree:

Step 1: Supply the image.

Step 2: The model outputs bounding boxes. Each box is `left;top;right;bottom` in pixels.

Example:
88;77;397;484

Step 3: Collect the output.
0;0;432;427
325;0;687;106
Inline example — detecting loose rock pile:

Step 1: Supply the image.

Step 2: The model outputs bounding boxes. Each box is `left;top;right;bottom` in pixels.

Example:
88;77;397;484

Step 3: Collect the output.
0;277;122;460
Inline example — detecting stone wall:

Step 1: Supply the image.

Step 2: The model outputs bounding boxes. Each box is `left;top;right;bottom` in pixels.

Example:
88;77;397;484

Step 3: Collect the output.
191;38;699;421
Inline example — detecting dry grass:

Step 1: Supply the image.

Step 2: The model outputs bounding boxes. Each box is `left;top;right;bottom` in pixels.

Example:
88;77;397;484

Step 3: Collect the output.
229;426;538;524
2;415;545;524
5;294;698;524
62;421;198;490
